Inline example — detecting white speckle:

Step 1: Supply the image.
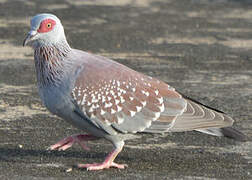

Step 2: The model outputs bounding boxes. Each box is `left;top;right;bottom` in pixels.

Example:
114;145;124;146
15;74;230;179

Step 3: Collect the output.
108;96;112;101
132;87;136;92
105;91;109;95
105;119;111;126
159;103;165;112
122;81;126;84
136;106;142;112
141;101;147;106
147;83;151;87
104;102;113;108
157;97;163;104
155;90;159;95
146;120;152;128
139;127;145;132
129;82;132;86
117;92;122;96
129;110;136;117
91;104;96;109
91;97;99;103
110;90;115;96
102;96;106;103
129;96;134;101
141;90;149;96
115;99;120;105
117;116;124;124
120;96;125;103
141;78;144;81
126;85;129;89
89;107;94;113
153;112;161;120
117;81;120;86
100;109;106;115
77;100;81;104
117;105;122;112
122;90;126;94
87;101;91;106
90;113;95;118
81;97;86;105
111;108;116;114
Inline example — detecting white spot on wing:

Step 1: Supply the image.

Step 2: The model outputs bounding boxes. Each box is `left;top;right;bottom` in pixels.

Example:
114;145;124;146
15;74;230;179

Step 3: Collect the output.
120;96;125;103
157;97;163;104
141;101;146;106
115;99;120;105
159;103;165;112
100;109;106;115
129;110;136;117
111;108;116;114
105;119;111;126
117;105;122;112
153;112;161;121
117;116;124;124
136;106;142;112
104;102;113;108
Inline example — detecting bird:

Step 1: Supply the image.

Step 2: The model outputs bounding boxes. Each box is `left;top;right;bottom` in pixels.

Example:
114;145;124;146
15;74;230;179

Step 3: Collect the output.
23;13;247;171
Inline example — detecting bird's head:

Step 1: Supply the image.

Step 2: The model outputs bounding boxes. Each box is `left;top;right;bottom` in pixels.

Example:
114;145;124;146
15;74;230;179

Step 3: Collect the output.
23;13;66;48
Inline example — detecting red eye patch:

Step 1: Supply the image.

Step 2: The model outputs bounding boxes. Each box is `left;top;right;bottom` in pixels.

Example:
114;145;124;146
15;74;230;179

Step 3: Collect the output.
37;19;56;33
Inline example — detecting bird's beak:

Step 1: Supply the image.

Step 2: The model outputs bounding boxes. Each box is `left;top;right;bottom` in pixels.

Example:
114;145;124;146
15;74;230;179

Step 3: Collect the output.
23;30;38;46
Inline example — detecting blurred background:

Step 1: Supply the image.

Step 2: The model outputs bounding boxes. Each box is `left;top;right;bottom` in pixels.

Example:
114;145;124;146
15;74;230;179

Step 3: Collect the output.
0;0;251;179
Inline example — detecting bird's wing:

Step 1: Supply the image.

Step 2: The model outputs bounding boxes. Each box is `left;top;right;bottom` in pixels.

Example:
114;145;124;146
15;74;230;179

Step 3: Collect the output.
71;52;233;134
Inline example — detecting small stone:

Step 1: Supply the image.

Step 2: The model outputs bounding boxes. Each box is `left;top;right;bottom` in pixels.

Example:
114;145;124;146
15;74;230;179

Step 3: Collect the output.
65;168;72;173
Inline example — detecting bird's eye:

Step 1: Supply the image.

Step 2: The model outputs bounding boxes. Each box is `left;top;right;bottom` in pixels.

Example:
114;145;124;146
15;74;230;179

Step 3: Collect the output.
47;23;52;28
37;19;56;33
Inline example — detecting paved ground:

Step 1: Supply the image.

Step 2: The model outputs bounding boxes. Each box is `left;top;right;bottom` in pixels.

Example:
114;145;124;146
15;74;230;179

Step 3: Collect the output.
0;0;252;179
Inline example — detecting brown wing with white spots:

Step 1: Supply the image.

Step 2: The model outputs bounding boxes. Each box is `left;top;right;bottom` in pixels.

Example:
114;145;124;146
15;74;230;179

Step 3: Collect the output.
71;54;186;134
72;53;234;134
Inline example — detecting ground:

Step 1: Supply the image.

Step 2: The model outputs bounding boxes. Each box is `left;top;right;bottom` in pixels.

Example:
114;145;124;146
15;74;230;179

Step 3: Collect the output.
0;0;252;179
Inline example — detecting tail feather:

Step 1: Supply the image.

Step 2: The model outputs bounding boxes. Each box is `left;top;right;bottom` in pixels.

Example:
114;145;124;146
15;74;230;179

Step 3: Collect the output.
220;127;248;142
197;127;248;142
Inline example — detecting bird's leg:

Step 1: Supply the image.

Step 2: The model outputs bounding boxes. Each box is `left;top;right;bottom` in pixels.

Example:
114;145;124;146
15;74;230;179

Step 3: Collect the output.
48;134;98;151
78;141;127;170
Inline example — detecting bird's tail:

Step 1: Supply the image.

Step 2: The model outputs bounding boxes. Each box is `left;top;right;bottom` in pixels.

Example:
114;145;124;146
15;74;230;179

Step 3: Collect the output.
197;127;248;142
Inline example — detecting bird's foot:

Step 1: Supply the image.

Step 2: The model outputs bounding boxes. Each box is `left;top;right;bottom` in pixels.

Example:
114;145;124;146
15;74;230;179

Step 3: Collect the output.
77;145;127;170
78;162;128;171
47;134;96;151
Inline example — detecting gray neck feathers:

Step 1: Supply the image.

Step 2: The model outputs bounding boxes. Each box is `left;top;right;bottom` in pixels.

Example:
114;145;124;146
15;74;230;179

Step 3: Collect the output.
34;40;72;87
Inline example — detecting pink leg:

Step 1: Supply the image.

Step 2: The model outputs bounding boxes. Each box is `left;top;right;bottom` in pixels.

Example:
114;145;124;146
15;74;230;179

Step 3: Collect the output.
47;134;97;151
78;142;127;170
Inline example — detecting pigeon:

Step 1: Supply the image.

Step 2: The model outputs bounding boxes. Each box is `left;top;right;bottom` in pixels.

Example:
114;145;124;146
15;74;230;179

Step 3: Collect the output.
23;13;247;170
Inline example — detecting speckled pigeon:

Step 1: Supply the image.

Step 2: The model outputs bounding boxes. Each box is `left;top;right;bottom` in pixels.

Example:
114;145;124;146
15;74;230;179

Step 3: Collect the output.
23;13;247;170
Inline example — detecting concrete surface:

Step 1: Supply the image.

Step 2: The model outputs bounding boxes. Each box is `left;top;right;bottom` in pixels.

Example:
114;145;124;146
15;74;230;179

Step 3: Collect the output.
0;0;252;179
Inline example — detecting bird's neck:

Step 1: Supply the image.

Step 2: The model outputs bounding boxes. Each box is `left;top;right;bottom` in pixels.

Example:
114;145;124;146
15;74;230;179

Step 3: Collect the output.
34;42;72;87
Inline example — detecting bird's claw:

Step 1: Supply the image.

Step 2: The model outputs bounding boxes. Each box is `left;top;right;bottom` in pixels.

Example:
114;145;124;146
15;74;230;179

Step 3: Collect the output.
78;162;128;171
47;134;91;151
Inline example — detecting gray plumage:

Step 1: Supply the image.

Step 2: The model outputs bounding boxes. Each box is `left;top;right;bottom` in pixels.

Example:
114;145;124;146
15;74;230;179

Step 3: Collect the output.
23;13;247;170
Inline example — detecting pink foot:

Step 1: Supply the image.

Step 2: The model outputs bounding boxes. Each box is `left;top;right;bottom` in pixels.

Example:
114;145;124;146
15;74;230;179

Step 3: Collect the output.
47;134;97;151
77;145;127;170
78;162;127;171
